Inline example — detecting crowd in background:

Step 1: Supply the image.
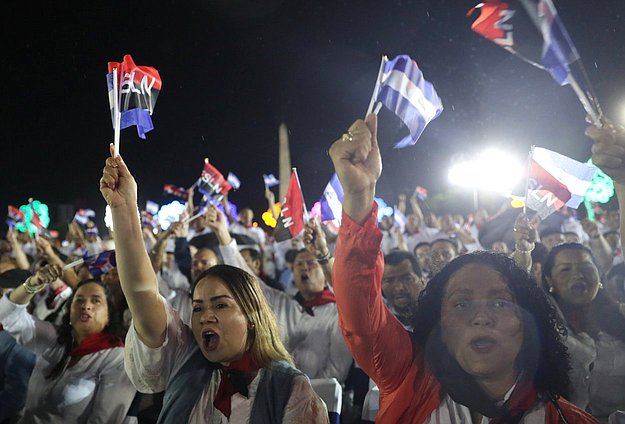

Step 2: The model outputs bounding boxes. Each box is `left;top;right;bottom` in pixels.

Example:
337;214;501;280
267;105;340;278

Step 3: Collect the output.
1;121;625;423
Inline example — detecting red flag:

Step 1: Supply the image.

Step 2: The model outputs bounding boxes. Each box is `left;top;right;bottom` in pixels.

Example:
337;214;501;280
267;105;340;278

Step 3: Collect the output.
197;160;232;198
468;1;514;48
8;205;25;223
29;201;45;229
274;170;306;242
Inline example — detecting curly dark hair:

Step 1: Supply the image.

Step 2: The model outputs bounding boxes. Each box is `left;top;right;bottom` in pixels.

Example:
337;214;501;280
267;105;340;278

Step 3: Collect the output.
47;279;125;379
412;251;571;400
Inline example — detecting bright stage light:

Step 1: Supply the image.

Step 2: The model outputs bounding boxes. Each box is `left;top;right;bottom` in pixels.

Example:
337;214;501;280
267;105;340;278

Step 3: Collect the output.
448;148;523;195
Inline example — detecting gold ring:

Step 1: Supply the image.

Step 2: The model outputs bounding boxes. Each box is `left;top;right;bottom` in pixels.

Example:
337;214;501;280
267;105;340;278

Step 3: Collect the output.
341;131;354;142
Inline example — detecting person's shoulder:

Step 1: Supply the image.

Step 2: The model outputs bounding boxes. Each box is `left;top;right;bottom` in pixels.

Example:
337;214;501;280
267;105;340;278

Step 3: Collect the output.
552;397;600;423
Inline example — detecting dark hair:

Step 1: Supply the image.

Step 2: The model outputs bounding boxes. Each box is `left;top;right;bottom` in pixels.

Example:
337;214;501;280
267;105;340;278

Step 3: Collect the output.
284;249;299;264
543;243;625;344
413;242;431;255
48;279;125;379
530;242;549;266
412;251;570;399
384;251;422;277
241;247;262;262
431;238;458;254
539;228;563;240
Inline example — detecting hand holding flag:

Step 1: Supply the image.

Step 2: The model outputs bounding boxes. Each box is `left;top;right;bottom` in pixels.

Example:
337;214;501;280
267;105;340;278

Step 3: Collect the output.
100;143;139;210
328;114;381;224
588;120;625;185
263;174;280;188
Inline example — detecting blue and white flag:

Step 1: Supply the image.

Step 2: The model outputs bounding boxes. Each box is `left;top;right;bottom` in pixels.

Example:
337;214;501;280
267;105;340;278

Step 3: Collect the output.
145;200;160;215
263;174;280;188
227;172;241;190
74;208;96;226
374;55;443;148
319;174;344;222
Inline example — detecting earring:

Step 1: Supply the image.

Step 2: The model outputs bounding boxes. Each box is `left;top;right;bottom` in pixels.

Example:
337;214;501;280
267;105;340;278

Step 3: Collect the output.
248;322;255;330
548;286;554;294
599;282;604;290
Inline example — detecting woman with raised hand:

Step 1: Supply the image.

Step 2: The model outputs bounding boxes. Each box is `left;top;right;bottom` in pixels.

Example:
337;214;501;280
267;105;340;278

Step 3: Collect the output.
329;114;597;423
100;145;328;423
0;264;135;423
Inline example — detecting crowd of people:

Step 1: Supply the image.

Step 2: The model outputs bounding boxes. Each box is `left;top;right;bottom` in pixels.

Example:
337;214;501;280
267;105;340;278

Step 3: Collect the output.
1;118;625;423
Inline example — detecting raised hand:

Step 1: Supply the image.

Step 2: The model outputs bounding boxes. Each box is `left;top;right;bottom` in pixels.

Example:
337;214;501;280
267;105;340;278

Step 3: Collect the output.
304;218;329;258
27;264;63;293
205;205;231;245
35;236;56;258
100;143;138;209
588;120;625;185
513;213;536;252
329;114;381;223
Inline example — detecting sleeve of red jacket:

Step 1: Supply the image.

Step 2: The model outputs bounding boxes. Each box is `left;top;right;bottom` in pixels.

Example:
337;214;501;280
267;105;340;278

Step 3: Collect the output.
332;203;416;392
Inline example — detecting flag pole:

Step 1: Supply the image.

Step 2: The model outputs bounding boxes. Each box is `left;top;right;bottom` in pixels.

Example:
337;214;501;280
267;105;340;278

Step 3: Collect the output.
366;56;387;116
63;258;85;271
523;145;536;215
567;75;601;127
112;67;121;157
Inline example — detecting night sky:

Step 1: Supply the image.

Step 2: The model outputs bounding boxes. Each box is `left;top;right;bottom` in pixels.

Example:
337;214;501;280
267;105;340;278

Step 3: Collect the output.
3;0;625;230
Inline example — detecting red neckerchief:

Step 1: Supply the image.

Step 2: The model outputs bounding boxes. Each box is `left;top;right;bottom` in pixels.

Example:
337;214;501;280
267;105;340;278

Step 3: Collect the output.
213;352;262;417
490;378;538;424
69;332;124;358
295;287;336;315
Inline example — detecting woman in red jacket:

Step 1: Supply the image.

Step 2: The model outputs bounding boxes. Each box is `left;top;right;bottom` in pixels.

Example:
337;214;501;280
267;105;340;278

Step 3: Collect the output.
329;114;597;423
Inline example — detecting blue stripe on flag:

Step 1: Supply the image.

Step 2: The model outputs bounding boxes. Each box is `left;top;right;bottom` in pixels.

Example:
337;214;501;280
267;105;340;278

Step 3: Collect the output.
320;174;344;222
120;109;154;139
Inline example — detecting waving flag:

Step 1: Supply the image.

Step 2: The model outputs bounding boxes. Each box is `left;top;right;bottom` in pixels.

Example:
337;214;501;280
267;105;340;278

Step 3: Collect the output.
320;174;344;222
525;147;596;218
163;184;189;200
263;174;280;188
145;200;160;215
107;54;162;139
468;0;579;86
29;200;45;230
7;205;25;229
74;208;96;226
196;160;232;200
274;170;306;242
227;172;241;190
373;55;443;148
83;250;116;277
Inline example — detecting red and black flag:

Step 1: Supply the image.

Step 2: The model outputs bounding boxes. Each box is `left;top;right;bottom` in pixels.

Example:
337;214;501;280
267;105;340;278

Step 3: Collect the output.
196;159;232;201
107;54;162;139
274;169;306;242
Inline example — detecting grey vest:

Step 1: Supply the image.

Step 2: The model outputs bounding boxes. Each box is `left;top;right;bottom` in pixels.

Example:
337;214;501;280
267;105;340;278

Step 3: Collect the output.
158;348;302;424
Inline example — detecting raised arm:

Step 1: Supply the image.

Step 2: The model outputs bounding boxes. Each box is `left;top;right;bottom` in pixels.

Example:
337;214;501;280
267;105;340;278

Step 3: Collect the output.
100;145;166;348
34;237;80;289
329;115;414;389
303;218;334;285
588;121;625;246
6;229;30;271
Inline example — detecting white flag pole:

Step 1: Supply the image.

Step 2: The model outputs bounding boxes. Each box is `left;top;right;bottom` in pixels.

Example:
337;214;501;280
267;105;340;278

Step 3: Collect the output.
63;258;85;271
112;67;121;157
523;145;536;215
366;56;387;116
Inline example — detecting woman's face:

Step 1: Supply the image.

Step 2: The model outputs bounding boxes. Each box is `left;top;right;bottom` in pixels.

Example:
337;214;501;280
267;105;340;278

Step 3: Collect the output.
441;263;523;388
548;249;600;307
70;283;110;340
191;276;249;365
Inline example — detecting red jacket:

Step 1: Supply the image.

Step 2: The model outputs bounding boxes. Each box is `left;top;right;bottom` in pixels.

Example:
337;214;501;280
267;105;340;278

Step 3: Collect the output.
332;205;598;423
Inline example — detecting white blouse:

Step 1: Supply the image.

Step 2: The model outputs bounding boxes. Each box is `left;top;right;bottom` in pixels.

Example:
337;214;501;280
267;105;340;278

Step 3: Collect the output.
0;294;137;424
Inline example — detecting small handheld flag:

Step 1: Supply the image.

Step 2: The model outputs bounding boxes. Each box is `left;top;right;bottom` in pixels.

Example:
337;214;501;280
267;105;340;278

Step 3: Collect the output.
319;174;344;223
74;209;96;226
274;169;307;242
145;201;160;216
368;55;443;148
63;250;117;278
524;146;596;218
107;54;162;156
7;206;25;229
263;174;280;188
163;184;189;200
196;159;232;203
468;0;602;125
227;172;241;190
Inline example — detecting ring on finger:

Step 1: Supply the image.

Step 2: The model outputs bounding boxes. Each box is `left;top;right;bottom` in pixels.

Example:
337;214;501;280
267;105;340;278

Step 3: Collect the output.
341;131;354;143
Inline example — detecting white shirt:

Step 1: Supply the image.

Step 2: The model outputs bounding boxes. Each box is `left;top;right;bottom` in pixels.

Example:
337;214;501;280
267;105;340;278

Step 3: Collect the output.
0;295;136;424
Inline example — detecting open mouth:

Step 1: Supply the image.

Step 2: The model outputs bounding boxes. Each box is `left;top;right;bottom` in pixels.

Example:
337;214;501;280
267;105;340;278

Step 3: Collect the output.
79;313;91;322
202;330;220;351
470;336;496;353
570;282;588;295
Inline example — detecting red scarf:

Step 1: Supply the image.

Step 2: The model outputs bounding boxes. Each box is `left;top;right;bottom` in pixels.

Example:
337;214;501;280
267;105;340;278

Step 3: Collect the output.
69;332;124;358
296;287;336;314
490;379;538;424
213;352;262;417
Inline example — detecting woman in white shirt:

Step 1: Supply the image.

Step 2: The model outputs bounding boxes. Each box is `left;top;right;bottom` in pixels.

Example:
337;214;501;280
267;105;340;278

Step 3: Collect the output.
100;145;328;423
0;266;136;423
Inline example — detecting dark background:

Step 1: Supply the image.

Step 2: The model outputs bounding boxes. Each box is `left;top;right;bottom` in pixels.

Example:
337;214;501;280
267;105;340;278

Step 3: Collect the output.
3;0;624;231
